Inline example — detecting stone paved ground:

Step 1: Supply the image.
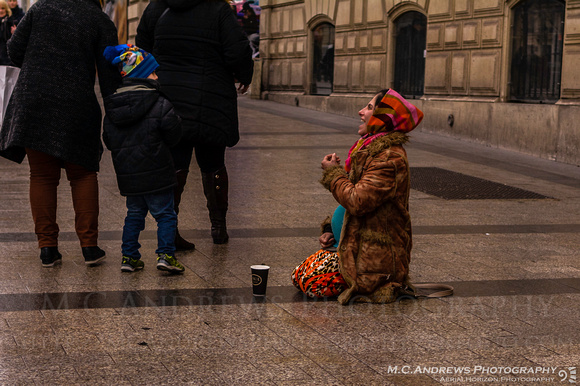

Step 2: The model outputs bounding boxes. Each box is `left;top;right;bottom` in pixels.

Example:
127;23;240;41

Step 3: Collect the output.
0;97;578;385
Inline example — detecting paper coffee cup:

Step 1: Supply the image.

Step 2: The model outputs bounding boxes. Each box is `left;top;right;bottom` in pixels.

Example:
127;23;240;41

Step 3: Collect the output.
251;265;270;296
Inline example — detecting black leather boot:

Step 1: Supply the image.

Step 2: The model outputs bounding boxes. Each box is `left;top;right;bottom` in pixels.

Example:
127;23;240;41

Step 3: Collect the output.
174;169;195;251
82;246;106;266
40;247;62;268
201;166;229;244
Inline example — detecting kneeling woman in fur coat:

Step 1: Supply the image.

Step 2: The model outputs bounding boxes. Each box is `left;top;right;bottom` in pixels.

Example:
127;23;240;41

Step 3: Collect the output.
293;89;423;305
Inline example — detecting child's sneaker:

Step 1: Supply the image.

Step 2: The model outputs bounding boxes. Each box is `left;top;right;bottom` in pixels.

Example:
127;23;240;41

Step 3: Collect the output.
121;256;144;272
156;253;185;273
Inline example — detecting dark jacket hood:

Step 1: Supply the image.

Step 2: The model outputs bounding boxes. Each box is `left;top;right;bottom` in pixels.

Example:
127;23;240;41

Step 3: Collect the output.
166;0;204;10
104;78;160;127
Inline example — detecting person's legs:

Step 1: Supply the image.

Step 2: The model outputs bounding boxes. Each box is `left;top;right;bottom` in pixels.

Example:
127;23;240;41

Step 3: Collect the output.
64;161;105;265
145;190;184;273
122;195;148;260
26;148;61;248
145;190;177;256
120;195;147;272
26;148;63;267
194;144;226;175
195;145;229;244
249;33;259;58
63;161;99;247
171;140;195;250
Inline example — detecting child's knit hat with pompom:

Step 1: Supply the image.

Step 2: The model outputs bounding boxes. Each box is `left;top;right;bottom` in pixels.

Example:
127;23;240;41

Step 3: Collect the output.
103;44;159;78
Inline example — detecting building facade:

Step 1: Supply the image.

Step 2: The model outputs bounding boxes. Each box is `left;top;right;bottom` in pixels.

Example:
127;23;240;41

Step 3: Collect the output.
128;0;580;165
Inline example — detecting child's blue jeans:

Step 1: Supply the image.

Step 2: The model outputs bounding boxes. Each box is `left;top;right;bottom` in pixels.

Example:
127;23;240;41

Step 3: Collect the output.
122;190;176;259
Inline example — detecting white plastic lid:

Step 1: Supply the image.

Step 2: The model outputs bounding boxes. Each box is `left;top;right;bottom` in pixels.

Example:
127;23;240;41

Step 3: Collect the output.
250;265;270;270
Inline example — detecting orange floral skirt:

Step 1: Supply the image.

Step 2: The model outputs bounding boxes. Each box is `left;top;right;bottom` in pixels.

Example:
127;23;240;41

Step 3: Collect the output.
292;249;347;298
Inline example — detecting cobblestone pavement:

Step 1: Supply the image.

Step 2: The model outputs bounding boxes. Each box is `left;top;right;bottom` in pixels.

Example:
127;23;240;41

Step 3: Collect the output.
0;96;578;385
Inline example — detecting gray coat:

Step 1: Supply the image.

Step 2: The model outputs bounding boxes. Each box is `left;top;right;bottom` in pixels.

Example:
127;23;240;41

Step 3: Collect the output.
0;0;121;171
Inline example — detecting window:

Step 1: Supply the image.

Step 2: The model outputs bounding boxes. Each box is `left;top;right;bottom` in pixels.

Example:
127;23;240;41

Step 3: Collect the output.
510;0;565;103
311;23;334;96
393;11;427;99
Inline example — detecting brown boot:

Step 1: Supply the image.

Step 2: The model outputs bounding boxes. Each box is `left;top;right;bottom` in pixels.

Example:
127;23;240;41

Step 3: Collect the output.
174;169;195;251
201;166;229;244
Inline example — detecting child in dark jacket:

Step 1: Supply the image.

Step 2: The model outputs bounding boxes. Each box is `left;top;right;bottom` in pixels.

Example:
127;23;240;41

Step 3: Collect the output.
103;44;185;273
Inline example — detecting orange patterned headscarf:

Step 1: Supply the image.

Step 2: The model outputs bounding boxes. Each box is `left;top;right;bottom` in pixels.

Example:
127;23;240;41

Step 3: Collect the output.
344;89;423;172
366;89;424;134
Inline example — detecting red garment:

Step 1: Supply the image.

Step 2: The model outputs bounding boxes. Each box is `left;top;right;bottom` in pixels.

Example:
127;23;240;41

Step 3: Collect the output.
292;249;347;298
26;148;99;248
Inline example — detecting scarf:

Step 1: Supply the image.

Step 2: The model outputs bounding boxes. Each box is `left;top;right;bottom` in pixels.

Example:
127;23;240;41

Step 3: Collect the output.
344;132;387;172
344;89;423;173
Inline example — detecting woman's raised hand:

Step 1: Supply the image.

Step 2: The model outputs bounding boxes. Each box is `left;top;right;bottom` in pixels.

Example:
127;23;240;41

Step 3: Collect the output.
321;153;340;170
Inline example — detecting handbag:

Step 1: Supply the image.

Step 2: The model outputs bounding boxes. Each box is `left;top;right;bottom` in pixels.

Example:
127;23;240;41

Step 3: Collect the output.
0;65;20;124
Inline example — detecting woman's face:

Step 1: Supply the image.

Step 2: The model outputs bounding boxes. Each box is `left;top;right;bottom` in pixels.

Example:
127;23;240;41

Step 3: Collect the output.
0;7;6;17
358;94;379;136
7;0;16;9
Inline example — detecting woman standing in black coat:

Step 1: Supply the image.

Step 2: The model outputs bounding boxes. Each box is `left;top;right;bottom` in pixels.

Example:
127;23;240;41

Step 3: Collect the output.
0;0;12;65
7;0;24;27
136;0;253;246
0;0;121;267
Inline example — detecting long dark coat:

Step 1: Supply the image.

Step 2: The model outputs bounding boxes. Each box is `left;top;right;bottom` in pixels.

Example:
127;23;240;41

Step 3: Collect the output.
136;0;253;147
0;0;121;172
320;132;413;305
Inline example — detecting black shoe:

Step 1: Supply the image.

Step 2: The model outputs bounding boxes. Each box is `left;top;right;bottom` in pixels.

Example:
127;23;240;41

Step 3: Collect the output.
175;230;195;251
40;247;62;268
82;246;106;266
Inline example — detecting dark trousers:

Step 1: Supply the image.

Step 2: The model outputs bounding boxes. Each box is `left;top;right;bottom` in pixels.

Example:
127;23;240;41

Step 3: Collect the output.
26;148;99;248
122;190;177;259
171;140;225;173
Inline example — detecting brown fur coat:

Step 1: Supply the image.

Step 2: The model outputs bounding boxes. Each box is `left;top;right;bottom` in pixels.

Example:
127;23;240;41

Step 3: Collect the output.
320;132;412;305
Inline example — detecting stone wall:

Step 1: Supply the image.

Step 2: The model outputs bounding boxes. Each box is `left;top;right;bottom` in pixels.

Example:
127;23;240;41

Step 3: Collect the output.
258;0;580;165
